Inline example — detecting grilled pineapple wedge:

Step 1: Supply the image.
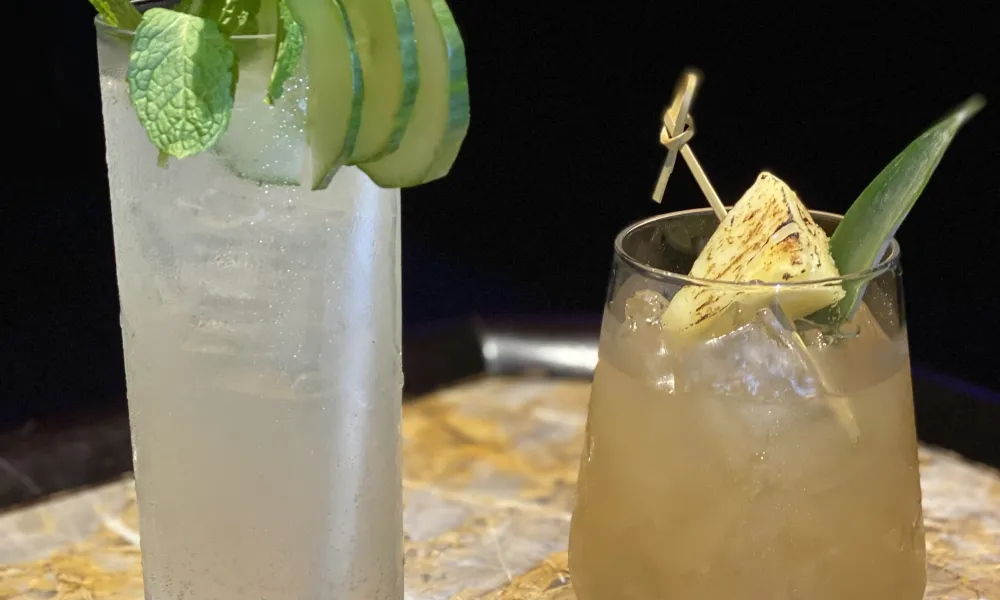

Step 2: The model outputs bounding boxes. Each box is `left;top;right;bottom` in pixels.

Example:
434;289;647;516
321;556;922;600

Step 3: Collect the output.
660;172;845;337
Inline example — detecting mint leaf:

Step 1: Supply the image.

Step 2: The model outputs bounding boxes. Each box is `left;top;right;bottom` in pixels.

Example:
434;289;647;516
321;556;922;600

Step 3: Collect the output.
89;0;141;30
265;0;304;104
127;8;238;160
183;0;262;34
219;0;261;34
182;0;223;19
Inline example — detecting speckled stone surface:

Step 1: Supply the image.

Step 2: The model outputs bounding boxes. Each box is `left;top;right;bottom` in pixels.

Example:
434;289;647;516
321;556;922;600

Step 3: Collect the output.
1;377;998;599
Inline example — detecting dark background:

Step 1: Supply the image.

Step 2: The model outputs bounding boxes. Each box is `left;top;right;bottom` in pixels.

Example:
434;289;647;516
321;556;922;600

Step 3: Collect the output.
3;2;998;427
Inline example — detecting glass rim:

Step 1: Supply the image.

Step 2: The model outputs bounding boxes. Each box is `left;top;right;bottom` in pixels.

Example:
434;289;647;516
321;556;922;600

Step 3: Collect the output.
614;206;901;289
94;0;276;40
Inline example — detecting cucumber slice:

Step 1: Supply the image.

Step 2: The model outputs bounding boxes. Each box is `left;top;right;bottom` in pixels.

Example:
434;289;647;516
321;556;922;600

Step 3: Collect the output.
359;0;469;187
284;0;364;190
340;0;420;163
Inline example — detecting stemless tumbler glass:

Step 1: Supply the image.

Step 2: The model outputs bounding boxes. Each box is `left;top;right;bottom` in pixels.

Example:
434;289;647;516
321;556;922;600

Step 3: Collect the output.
569;208;925;600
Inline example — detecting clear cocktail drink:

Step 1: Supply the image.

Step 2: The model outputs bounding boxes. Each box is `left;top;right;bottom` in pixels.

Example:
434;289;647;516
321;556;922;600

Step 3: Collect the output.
91;0;471;594
98;18;402;600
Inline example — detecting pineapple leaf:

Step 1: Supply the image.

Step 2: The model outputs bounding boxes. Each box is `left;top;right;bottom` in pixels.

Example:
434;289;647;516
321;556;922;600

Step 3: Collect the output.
819;94;985;324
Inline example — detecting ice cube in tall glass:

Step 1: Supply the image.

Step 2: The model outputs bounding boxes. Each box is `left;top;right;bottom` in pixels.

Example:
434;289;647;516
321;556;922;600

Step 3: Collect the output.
97;18;402;600
569;209;926;600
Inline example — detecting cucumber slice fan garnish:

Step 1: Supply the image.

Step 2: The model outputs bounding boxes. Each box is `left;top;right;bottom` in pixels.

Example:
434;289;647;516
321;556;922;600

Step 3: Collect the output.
340;0;420;163
279;0;365;190
359;0;470;188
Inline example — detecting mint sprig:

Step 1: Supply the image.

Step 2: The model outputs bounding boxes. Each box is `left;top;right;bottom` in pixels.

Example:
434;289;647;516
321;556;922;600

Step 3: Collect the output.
266;0;304;104
190;0;263;34
99;0;302;166
221;0;260;33
89;0;141;29
127;8;238;161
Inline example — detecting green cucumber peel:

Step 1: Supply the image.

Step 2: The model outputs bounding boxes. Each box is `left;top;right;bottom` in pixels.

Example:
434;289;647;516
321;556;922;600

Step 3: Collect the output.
265;0;304;104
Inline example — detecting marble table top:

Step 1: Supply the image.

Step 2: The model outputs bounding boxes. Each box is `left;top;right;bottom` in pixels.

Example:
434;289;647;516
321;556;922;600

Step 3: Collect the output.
1;377;998;599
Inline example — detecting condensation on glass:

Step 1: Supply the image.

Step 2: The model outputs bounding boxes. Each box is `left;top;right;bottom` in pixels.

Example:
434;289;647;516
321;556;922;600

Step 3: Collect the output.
570;208;925;600
97;15;403;600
